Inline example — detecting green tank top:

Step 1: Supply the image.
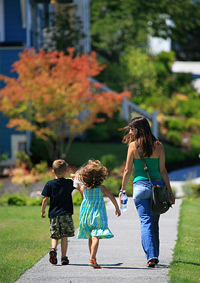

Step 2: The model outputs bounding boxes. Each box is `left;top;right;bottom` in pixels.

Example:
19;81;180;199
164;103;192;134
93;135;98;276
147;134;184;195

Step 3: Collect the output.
133;158;163;183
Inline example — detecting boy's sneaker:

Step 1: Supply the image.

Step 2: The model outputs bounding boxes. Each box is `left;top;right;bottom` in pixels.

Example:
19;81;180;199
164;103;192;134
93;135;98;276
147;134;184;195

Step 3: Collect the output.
61;256;69;265
49;248;57;265
89;258;101;269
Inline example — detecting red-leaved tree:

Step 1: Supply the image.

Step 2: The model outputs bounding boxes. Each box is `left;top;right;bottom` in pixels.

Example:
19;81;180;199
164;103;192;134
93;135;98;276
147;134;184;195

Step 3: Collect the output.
0;48;130;160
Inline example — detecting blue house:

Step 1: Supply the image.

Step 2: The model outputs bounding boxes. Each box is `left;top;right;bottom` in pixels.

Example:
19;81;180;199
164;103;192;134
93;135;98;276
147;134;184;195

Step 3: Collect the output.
0;0;158;168
0;0;90;167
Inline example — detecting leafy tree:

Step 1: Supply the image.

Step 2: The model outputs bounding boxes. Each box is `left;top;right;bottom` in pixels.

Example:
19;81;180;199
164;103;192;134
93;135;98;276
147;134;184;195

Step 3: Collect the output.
0;48;130;161
91;0;200;61
91;0;149;62
119;47;163;104
43;5;84;54
113;47;200;146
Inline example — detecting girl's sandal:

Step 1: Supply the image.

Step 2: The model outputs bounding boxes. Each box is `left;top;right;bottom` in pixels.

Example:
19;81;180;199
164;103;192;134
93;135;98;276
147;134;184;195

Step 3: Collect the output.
49;248;57;265
89;258;101;269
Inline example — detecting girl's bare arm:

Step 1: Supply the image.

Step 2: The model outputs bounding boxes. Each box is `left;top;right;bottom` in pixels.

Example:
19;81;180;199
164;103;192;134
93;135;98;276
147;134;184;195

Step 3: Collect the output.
101;185;121;216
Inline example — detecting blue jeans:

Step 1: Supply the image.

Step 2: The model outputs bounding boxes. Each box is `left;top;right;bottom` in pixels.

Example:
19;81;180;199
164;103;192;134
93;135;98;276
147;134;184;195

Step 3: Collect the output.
133;179;164;263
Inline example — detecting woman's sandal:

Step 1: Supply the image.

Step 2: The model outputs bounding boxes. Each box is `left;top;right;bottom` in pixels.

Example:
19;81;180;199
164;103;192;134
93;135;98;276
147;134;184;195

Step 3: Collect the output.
49;248;57;265
146;259;156;268
89;258;101;269
61;256;69;265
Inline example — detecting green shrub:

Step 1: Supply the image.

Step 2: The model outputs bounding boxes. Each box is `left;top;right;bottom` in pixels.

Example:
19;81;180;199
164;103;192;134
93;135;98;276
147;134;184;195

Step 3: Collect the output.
182;181;195;198
100;154;119;173
40;171;54;183
26;198;43;206
191;134;200;149
167;118;185;131
30;136;50;164
87;123;110;142
0;196;6;206
156;51;175;71
0;152;9;162
103;176;133;196
190;184;200;197
182;182;200;199
31;161;48;174
166;130;182;146
6;196;26;206
86;114;126;142
73;192;83;206
103;176;121;195
15;151;33;170
65;141;127;167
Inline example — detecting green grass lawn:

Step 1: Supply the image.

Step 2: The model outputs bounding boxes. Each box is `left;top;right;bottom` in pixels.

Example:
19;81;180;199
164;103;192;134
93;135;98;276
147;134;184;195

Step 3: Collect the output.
169;198;200;282
0;205;80;283
1;197;200;282
65;141;186;168
65;141;128;166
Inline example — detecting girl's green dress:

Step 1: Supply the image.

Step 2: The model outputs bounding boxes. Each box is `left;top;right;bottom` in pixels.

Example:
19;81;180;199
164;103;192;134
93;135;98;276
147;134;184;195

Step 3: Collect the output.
77;187;114;239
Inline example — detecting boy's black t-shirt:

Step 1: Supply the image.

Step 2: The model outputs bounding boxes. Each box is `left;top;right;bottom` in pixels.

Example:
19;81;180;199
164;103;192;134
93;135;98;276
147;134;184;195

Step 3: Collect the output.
41;178;75;218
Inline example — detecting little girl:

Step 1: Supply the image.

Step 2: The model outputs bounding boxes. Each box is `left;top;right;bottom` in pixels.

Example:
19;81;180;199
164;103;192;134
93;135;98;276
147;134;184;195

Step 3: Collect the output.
76;159;121;269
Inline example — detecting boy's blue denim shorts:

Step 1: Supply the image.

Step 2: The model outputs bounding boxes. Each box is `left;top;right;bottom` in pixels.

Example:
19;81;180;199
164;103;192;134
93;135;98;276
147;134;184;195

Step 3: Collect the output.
50;214;75;239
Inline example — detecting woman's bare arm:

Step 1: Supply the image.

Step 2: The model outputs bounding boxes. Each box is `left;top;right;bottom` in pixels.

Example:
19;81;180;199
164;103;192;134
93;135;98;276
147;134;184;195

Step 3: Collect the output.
121;142;134;191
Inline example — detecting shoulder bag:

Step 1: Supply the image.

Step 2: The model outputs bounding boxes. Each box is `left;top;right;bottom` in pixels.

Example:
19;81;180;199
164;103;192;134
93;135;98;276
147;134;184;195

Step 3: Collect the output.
135;142;172;214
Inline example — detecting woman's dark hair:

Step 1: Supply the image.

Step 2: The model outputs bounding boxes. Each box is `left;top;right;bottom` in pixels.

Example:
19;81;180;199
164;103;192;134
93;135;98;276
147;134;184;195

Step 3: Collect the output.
121;116;158;157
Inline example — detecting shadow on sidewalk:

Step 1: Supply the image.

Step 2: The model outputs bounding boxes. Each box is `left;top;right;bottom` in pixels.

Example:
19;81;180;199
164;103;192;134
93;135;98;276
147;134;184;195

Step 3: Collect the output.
68;262;170;270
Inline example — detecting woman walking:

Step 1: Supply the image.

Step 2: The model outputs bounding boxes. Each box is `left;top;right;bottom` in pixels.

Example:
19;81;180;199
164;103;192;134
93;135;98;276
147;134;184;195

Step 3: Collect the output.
120;116;175;267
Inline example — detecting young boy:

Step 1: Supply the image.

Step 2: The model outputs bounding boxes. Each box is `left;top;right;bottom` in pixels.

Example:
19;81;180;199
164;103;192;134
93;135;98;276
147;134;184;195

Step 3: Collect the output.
41;159;78;265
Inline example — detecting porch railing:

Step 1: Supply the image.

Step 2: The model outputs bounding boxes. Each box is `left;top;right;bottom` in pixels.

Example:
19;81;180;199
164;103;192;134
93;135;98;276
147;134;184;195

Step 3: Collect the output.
90;78;159;139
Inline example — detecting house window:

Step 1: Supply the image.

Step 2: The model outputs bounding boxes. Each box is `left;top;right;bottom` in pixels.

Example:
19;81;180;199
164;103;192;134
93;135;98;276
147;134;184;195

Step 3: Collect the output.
11;134;28;163
18;142;27;152
0;0;5;42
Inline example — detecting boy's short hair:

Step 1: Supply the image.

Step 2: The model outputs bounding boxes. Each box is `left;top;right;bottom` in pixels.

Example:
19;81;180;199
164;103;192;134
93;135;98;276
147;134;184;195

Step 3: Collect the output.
52;159;67;176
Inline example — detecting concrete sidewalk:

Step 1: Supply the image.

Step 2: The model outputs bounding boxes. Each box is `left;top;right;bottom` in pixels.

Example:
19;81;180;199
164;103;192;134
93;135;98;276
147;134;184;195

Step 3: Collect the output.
16;198;181;283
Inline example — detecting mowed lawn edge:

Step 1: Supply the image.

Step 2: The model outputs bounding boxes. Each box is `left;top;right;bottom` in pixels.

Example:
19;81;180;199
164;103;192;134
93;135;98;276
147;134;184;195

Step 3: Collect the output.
0;205;80;283
168;198;200;282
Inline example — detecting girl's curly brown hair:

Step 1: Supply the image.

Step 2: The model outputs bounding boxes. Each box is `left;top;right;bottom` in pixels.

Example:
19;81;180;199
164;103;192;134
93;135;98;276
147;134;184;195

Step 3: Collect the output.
77;160;108;189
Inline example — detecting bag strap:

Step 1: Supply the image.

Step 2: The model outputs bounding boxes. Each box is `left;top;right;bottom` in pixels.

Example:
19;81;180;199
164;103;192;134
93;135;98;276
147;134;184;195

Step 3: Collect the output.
135;141;154;187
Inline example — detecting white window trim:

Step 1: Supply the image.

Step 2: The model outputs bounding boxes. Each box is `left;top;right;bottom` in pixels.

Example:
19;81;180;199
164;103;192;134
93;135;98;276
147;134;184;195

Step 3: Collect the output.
0;0;5;42
20;0;26;28
0;134;27;167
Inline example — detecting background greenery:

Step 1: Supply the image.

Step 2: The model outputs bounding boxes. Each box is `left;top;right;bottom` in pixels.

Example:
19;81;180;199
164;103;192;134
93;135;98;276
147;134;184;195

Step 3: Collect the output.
19;0;198;162
31;139;200;171
90;0;200;62
1;2;200;281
